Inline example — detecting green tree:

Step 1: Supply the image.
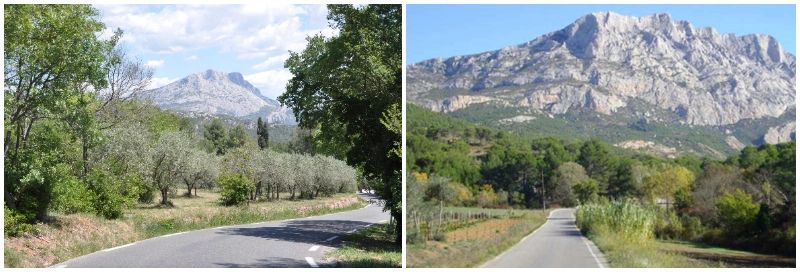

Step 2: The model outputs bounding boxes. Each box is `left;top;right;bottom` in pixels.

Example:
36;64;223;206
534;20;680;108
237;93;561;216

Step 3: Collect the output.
577;138;615;185
227;124;249;150
642;166;695;206
280;4;401;243
550;162;588;207
4;4;117;218
573;178;600;204
256;117;269;150
716;189;759;235
204;119;227;155
151;131;193;206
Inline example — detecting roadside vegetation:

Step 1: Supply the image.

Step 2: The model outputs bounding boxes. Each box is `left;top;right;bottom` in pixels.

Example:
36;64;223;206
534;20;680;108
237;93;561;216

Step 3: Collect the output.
4;4;401;268
406;202;548;267
406;104;795;267
5;191;365;268
279;4;402;244
327;223;401;268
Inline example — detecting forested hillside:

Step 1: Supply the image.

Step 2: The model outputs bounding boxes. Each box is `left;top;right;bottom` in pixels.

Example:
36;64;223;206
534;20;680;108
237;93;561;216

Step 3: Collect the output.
407;104;795;258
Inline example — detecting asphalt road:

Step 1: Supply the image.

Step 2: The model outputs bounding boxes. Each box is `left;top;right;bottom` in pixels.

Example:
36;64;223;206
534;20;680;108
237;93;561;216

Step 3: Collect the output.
482;208;607;268
53;194;389;268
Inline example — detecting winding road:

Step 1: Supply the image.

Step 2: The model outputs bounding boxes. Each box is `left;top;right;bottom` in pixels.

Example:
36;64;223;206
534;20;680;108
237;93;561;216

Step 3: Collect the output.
52;194;389;268
482;208;607;268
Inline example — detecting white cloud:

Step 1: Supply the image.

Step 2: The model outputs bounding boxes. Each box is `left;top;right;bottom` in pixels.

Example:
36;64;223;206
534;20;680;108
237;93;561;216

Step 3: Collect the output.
145;59;165;68
96;4;333;59
148;77;174;89
252;54;289;70
244;69;293;99
186;55;198;61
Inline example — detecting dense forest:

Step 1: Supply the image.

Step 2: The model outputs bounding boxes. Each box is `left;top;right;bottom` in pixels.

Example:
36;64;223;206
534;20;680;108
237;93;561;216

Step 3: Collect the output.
407;104;795;256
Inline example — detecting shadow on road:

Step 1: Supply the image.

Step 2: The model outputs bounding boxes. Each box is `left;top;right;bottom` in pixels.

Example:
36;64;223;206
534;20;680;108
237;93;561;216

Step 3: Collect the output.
217;220;373;246
549;219;584;237
214;257;311;268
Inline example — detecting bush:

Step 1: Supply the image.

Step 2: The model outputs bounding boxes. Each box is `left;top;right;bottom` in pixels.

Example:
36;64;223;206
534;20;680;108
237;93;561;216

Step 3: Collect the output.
716;189;758;236
86;169;133;219
219;173;254;206
654;211;683;240
4;207;35;237
51;174;94;214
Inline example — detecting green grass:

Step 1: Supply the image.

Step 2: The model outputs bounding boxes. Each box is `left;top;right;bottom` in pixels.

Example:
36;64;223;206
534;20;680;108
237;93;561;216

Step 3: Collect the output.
4;191;366;267
407;207;549;267
327;223;401;268
4;248;23;267
576;201;796;267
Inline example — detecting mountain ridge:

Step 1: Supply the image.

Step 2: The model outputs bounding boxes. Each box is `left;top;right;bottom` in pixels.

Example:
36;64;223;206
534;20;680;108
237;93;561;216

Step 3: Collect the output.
140;69;295;125
407;12;796;157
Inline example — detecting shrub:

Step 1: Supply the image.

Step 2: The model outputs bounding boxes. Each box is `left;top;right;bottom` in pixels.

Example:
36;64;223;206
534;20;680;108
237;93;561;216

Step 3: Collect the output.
86;169;133;219
654;211;683;240
4;207;35;237
51;174;94;214
219;173;254;206
716;189;758;236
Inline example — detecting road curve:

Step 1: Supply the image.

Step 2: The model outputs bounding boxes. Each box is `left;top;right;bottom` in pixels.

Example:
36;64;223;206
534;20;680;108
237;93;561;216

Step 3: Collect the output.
482;208;607;268
53;194;389;268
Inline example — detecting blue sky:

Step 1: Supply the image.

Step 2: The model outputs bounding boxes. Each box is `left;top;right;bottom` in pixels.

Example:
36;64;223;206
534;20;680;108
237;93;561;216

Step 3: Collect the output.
96;4;334;99
407;4;796;64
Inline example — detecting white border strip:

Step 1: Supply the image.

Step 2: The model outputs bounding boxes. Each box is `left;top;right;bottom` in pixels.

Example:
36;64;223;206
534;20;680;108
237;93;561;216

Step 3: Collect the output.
305;257;319;268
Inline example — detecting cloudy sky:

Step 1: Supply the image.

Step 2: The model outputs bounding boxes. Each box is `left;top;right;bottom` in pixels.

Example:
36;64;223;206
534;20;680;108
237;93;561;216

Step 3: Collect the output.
96;4;335;99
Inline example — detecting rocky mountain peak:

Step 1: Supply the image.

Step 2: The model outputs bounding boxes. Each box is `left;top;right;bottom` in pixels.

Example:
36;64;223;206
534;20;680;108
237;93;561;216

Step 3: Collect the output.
407;12;795;154
140;70;296;124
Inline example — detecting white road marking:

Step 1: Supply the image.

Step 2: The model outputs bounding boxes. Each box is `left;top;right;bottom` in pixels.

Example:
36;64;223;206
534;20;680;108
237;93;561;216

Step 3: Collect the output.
324;235;339;242
305;257;319;268
379;219;388;223
581;235;605;268
101;242;136;252
214;226;226;229
53;264;67;268
309;245;320;252
160;231;187;238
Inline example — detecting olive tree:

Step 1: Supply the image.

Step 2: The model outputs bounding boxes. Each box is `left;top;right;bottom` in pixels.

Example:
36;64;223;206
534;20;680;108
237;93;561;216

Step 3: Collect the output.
151;131;193;206
183;149;219;197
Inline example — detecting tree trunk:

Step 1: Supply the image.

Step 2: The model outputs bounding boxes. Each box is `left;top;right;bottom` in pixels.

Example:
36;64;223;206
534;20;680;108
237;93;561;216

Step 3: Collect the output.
187;183;193;197
193;185;197;196
81;134;89;177
161;189;169;205
392;209;402;244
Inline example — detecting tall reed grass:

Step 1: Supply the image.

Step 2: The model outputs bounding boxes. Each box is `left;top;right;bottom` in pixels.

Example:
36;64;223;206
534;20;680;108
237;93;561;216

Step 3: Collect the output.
575;200;656;243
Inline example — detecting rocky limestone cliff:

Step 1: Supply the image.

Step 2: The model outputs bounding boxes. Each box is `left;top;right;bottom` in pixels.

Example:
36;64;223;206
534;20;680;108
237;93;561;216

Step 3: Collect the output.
408;12;796;130
140;69;296;124
764;122;796;144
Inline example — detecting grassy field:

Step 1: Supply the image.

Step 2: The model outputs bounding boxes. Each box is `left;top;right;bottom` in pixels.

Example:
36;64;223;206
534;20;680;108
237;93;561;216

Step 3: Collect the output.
326;223;401;267
407;207;548;268
4;190;365;268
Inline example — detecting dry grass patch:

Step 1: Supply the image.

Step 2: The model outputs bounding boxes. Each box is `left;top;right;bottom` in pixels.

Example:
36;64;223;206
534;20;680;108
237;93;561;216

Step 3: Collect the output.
407;208;548;268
